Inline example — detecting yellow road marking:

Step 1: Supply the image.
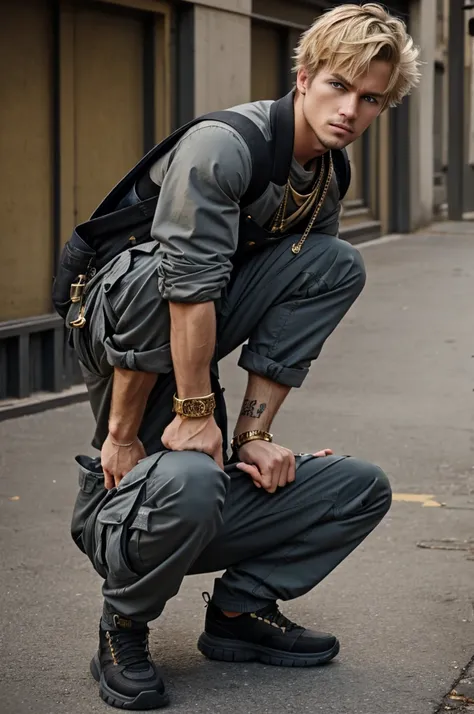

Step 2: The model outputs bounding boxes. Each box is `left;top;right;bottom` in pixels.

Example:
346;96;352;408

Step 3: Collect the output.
392;493;442;508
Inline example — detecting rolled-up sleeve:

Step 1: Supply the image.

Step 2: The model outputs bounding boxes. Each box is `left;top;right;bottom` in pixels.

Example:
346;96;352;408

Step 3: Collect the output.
152;123;253;303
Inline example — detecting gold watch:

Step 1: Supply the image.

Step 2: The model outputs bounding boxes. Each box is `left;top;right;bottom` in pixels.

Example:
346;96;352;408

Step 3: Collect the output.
172;393;216;418
231;430;273;450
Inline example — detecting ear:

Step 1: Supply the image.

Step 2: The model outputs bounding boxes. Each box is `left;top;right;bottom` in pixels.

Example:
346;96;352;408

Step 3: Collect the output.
296;68;309;95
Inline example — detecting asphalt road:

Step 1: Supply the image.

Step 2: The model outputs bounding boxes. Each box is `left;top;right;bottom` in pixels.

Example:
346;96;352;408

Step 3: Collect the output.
1;224;473;714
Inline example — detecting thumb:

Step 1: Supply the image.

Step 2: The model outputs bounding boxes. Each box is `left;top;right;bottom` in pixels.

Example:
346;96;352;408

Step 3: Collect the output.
236;462;261;480
236;462;263;489
103;470;114;491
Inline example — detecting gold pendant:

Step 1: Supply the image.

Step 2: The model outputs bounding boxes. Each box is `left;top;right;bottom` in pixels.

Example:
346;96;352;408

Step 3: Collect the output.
291;243;301;254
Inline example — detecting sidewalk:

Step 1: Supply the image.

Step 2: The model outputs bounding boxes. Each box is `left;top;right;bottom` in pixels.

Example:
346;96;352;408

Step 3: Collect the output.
1;223;473;714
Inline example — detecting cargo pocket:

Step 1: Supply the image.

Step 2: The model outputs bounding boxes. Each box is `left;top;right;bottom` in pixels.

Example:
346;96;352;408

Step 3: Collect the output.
71;455;109;556
94;454;166;582
102;250;132;301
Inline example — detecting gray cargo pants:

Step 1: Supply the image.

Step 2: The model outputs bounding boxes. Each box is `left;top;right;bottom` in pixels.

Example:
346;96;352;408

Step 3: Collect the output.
72;232;392;622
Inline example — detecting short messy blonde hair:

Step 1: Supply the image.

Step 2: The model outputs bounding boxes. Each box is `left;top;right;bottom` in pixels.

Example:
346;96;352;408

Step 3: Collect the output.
294;3;421;107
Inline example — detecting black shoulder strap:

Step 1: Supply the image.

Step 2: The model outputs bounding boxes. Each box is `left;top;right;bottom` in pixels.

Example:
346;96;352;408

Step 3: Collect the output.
268;91;295;188
90;111;273;219
332;147;351;201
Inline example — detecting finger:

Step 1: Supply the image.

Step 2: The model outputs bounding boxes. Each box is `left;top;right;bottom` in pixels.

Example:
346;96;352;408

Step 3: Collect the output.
114;472;125;488
256;465;273;492
268;462;282;493
103;470;114;491
271;452;289;492
236;462;261;481
237;463;264;489
286;451;296;484
278;458;290;488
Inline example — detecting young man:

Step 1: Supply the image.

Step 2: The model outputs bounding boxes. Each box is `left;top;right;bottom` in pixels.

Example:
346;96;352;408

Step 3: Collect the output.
68;3;420;710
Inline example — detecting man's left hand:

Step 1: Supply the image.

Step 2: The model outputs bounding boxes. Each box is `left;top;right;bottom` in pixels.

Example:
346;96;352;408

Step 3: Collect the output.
236;442;333;493
236;440;294;493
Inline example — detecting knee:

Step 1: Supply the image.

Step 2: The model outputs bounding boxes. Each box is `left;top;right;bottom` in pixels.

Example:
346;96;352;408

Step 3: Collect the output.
151;451;229;528
339;458;392;518
333;240;367;297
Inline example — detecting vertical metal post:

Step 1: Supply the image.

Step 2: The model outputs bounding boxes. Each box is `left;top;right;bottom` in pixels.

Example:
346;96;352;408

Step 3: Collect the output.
447;0;465;220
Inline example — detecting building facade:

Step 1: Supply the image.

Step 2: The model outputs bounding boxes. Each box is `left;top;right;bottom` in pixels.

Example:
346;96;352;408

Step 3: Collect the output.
432;0;474;217
0;0;451;407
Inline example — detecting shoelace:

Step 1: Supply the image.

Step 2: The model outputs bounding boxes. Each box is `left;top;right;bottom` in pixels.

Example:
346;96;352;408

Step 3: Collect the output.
256;606;302;633
106;628;151;669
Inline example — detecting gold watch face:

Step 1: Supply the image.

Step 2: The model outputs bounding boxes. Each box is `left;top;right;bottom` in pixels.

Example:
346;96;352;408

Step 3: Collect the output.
183;399;206;417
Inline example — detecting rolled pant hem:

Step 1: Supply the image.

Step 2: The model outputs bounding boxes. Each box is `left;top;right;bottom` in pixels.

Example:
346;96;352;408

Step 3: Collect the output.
102;601;163;626
211;592;275;613
238;345;309;388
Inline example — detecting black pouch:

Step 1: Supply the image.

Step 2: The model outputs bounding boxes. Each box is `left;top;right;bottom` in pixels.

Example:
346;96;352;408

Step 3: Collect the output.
52;232;96;318
52;200;157;321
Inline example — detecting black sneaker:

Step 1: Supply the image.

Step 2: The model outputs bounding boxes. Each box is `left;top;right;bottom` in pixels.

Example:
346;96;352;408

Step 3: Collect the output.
197;596;339;667
90;615;169;710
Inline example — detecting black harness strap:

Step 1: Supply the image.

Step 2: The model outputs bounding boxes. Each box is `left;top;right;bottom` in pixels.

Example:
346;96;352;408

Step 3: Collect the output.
332;145;351;201
90;111;273;220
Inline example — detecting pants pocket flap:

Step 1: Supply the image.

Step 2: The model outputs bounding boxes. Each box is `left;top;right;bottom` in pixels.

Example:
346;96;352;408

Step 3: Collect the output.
97;488;144;526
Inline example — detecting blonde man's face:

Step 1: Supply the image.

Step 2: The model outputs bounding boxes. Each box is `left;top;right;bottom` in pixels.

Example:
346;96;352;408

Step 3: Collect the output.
296;60;392;152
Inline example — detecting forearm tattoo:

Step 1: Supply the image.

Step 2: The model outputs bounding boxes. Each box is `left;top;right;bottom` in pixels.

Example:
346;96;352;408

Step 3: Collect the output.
240;399;267;419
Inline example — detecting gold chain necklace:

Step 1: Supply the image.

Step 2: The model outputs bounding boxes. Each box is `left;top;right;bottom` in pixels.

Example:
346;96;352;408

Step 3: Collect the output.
269;153;334;255
291;153;333;254
270;155;325;235
286;161;326;229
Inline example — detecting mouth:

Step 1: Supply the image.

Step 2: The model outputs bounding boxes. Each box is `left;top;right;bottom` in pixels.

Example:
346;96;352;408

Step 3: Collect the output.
330;123;353;135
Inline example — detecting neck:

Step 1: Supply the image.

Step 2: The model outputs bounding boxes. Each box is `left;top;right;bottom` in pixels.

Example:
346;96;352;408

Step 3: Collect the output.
293;90;326;167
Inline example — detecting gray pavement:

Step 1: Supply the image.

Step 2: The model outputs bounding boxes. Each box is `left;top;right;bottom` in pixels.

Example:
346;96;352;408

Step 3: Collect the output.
1;224;474;714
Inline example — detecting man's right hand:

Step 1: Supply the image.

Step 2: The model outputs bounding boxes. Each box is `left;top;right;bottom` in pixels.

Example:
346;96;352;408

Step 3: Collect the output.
162;414;224;470
101;434;147;490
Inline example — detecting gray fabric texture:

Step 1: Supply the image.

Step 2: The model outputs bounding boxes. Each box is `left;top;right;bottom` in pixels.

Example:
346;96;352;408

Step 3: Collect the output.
73;234;366;450
82;450;391;622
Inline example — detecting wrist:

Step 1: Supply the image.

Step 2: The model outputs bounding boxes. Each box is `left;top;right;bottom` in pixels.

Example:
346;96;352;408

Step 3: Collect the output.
173;392;216;418
231;430;273;451
108;422;138;443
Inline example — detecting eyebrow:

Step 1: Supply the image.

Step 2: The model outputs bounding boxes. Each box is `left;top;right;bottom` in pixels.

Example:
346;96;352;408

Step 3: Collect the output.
331;73;385;98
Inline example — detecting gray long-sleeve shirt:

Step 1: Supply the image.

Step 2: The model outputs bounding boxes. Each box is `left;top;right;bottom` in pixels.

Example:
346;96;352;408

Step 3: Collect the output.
148;99;341;303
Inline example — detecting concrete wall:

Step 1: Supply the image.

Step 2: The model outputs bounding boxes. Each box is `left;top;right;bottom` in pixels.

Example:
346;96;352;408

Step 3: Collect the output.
194;3;251;114
409;0;436;230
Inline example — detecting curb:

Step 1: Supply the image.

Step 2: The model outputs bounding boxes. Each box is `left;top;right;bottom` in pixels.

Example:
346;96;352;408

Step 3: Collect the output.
0;385;89;422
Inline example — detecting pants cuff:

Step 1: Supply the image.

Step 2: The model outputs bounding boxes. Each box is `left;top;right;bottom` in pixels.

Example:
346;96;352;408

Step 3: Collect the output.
211;577;275;613
238;345;309;387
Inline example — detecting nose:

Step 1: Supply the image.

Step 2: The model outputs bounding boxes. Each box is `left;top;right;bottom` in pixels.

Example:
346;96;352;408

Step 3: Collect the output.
339;93;358;122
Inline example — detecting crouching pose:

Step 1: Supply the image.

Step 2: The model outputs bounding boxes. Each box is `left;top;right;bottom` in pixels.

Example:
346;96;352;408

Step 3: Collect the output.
60;3;420;709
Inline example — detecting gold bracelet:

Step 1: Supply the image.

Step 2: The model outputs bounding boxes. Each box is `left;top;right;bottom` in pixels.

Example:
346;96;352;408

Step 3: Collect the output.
172;392;216;418
231;430;273;450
